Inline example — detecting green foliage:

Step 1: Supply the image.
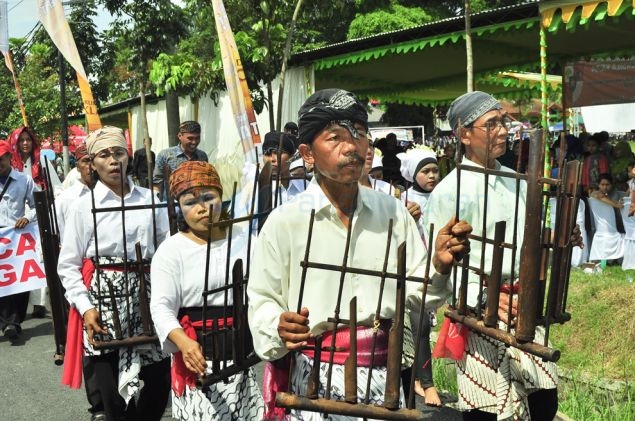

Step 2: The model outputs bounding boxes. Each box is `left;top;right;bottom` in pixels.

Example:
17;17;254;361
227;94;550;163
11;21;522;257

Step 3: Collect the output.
348;4;434;39
100;0;187;97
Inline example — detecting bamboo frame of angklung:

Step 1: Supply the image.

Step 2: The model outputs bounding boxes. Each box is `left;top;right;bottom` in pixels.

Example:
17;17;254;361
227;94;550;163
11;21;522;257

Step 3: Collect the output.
275;210;438;420
196;164;273;389
444;126;580;362
90;162;164;350
33;160;67;364
33;189;68;365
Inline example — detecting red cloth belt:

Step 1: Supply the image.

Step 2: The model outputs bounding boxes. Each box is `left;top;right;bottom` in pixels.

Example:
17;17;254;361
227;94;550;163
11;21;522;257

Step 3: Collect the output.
62;258;95;389
171;314;234;396
301;322;389;366
61;260;151;389
262;322;390;420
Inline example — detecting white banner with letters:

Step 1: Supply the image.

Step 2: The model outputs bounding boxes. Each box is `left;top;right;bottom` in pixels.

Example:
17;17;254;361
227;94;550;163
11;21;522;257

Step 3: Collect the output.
0;224;47;297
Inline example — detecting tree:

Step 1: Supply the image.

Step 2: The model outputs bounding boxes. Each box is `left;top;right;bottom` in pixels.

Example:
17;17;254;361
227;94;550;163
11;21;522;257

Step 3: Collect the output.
100;0;187;171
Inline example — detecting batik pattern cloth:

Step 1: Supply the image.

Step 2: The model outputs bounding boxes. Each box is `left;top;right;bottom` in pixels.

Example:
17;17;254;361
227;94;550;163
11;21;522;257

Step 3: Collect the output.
83;256;167;403
456;323;558;420
171;367;264;420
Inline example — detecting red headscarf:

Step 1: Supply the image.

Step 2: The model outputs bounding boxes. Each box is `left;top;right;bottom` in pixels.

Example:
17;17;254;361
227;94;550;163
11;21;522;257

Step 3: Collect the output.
8;126;44;188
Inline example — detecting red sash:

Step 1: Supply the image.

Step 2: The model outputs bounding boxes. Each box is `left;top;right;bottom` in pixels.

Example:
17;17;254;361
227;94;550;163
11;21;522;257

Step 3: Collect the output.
61;259;94;389
171;314;233;396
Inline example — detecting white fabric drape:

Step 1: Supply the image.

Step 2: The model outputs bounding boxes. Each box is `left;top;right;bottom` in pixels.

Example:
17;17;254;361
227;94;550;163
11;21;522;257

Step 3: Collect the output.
621;198;635;270
587;197;624;261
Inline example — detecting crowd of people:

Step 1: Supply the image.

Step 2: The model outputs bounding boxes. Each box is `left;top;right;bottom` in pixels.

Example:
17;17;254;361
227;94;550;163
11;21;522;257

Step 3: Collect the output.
0;88;626;421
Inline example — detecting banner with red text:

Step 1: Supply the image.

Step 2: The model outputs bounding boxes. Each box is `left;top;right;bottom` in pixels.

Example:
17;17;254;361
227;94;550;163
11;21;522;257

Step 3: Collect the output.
0;225;47;297
211;0;261;162
38;0;102;131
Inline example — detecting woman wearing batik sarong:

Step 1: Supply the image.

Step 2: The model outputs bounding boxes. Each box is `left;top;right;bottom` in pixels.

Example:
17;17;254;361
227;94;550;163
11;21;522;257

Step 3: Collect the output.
58;126;171;421
150;161;264;420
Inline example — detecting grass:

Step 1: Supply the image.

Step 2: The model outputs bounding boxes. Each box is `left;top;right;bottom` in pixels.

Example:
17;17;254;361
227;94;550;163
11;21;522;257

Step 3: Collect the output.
550;265;635;381
430;265;635;419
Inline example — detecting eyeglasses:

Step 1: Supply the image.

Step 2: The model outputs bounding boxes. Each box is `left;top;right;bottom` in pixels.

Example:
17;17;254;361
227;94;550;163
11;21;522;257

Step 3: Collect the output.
471;116;513;132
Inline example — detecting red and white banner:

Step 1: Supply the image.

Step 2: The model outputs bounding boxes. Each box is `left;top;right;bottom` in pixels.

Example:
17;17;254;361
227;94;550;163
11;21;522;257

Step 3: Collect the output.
0;225;47;297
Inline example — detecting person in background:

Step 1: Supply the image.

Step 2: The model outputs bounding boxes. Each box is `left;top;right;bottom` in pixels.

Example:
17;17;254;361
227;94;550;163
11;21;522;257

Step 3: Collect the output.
609;140;635;192
131;137;155;188
437;142;456;180
581;134;609;193
380;133;405;185
359;134;391;194
0;141;38;340
284;121;300;148
590;173;624;208
262;131;305;203
369;154;384;181
399;148;442;406
9;126;48;318
152;121;208;199
8;126;47;318
55;144;94;241
8;126;45;189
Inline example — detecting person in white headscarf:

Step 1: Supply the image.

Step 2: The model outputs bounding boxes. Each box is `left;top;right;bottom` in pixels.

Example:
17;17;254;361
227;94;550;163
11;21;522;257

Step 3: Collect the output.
400;148;439;228
399;147;442;406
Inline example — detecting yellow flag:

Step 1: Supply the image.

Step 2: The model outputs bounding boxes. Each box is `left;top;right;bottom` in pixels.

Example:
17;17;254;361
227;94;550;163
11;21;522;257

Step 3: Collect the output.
38;0;102;131
211;0;261;160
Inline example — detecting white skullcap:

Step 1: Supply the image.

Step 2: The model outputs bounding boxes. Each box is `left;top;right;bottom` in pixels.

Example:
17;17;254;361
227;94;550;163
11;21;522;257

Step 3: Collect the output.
371;155;383;171
290;158;305;170
400;148;437;182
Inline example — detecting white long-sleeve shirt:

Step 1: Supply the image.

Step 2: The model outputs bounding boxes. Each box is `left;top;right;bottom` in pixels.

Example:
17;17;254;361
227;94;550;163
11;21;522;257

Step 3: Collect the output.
247;179;450;361
150;229;252;354
0;169;38;226
55;181;90;242
57;179;169;316
423;157;527;308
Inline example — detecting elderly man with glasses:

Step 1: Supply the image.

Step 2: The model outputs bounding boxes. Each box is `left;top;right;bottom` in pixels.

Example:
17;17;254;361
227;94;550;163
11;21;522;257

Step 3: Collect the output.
423;91;559;421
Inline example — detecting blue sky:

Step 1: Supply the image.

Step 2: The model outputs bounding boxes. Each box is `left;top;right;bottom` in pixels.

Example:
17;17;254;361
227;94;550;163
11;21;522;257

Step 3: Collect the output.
7;0;185;38
6;0;113;38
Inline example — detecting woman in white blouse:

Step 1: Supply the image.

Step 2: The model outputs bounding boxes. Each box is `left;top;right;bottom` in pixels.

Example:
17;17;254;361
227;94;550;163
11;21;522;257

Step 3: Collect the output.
57;126;171;421
150;161;264;420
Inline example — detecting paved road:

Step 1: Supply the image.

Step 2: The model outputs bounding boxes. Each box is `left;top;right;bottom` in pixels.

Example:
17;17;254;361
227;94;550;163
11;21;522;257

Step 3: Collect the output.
0;309;461;420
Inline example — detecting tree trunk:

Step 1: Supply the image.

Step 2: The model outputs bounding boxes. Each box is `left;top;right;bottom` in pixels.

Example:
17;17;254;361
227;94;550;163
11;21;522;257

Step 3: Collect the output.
465;1;474;92
139;80;152;186
165;90;180;146
276;0;305;130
